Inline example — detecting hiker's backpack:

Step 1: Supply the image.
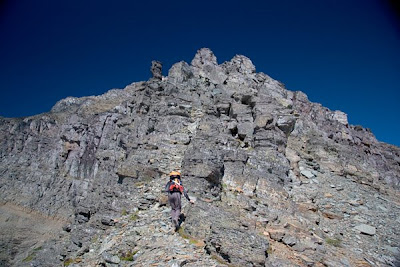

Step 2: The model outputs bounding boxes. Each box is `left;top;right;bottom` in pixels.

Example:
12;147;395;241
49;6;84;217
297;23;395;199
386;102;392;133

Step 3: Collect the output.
169;178;184;193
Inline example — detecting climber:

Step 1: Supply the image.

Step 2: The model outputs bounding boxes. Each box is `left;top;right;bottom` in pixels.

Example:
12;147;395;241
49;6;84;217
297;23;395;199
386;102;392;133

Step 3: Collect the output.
165;171;194;231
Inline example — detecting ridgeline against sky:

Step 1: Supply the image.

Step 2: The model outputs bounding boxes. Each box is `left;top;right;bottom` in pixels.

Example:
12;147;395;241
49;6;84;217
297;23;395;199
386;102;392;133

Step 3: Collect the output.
0;0;399;146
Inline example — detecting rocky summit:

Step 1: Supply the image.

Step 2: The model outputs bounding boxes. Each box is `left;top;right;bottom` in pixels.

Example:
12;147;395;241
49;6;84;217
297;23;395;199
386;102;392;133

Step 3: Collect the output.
0;48;400;267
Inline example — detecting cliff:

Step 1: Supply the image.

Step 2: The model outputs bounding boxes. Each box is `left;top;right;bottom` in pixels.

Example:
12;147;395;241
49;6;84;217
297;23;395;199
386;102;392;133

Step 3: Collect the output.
0;48;399;266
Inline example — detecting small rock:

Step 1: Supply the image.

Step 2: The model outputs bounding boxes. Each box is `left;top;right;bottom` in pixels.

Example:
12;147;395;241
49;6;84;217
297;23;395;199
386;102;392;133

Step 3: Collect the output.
300;170;315;179
71;236;83;247
322;211;343;220
145;194;157;201
62;224;72;232
282;235;297;246
102;252;119;264
269;230;285;242
348;200;362;207
354;224;376;236
292;243;306;252
101;217;116;226
299;254;315;266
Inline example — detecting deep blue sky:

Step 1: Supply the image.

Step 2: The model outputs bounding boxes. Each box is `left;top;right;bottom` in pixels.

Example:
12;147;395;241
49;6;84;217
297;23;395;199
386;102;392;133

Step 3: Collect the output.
1;0;399;146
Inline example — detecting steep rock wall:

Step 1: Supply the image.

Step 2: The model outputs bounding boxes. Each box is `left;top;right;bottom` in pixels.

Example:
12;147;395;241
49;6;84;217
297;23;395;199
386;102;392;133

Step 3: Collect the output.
0;48;399;266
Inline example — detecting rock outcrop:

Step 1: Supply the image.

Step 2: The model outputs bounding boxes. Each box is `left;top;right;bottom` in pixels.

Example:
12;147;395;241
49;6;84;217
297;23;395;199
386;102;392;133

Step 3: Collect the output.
151;60;163;81
0;48;399;266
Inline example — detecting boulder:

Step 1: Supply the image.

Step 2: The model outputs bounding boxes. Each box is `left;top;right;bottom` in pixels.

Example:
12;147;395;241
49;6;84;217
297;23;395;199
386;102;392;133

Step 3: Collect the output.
354;224;376;236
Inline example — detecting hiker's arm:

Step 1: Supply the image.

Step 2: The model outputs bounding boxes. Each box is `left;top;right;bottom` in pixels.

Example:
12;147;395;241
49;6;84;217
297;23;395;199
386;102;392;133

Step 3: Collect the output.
165;182;170;194
180;181;190;201
183;188;191;201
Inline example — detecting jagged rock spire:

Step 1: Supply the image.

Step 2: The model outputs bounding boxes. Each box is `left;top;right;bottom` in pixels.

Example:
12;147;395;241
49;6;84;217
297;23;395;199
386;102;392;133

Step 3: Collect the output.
226;54;256;74
151;60;162;80
190;48;227;84
191;48;218;67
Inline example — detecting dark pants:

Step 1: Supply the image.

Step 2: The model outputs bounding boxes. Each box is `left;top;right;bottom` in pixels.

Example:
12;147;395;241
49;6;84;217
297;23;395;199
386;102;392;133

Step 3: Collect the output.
168;192;181;227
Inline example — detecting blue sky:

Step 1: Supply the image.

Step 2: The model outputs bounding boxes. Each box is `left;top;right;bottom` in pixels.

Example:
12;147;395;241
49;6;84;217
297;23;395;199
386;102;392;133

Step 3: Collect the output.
0;0;399;146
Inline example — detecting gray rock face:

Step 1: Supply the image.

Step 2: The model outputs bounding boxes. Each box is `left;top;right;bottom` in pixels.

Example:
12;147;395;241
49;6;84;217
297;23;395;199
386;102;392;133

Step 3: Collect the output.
151;60;163;80
0;48;400;267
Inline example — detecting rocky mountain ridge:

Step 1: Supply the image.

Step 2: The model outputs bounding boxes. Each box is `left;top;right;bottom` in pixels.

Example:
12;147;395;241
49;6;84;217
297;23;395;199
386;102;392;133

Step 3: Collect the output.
0;48;399;266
